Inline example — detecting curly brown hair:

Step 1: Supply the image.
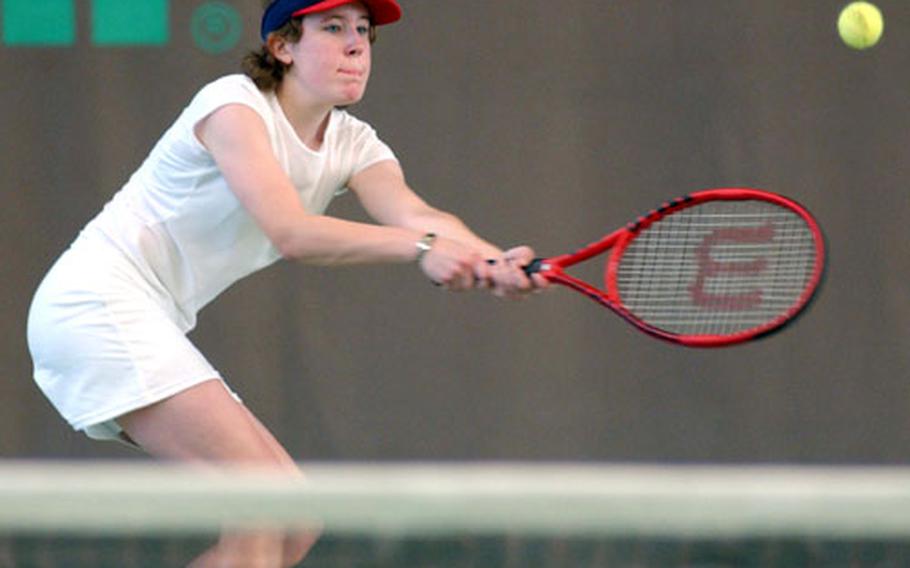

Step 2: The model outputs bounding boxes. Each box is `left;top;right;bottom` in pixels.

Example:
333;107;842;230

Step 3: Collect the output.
242;16;304;92
242;1;377;92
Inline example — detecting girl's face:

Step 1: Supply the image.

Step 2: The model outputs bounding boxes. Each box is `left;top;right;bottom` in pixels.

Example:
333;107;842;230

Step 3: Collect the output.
279;3;373;107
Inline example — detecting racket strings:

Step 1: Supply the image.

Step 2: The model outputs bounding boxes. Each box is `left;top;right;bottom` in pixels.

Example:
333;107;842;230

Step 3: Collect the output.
615;201;818;336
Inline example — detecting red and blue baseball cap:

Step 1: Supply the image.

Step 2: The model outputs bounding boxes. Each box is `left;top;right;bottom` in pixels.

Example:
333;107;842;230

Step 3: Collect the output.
261;0;402;41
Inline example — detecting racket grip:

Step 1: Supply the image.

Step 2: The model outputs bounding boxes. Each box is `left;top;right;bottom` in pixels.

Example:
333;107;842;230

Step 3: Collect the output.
524;258;545;275
485;258;545;275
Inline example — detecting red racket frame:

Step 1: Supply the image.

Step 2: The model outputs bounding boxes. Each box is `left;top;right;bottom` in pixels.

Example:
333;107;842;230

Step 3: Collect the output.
529;188;826;347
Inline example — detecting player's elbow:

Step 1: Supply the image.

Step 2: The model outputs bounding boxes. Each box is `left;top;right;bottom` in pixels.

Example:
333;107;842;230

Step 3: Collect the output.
268;212;320;261
271;227;334;264
270;223;309;261
274;235;302;260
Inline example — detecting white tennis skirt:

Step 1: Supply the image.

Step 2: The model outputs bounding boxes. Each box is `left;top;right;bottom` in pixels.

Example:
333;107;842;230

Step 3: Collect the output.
26;234;235;441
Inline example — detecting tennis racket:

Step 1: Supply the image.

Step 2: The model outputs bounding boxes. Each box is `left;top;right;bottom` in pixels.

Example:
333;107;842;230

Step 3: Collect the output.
527;188;825;347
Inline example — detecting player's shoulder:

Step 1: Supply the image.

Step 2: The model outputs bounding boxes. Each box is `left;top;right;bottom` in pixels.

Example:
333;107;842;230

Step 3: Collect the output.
196;74;266;102
178;74;274;136
330;108;379;136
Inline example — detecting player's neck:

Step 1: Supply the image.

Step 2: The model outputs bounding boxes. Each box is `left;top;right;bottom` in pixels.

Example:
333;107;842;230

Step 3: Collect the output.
276;84;333;151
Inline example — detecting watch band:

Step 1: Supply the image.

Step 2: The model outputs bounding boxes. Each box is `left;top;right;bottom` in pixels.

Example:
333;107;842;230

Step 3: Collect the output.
415;232;437;263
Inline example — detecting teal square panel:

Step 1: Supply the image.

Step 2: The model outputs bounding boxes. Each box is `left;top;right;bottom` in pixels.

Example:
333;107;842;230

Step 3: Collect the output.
2;0;76;46
91;0;169;45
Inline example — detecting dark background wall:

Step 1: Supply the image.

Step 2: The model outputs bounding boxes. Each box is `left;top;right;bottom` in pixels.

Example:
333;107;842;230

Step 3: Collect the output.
2;1;909;463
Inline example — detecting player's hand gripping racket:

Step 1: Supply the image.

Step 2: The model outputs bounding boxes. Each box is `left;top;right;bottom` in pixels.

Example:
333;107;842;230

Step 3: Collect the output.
526;188;825;347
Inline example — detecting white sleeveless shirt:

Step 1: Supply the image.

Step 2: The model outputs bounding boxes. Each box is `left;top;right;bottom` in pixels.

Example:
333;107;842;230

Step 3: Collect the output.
86;74;396;330
27;74;396;435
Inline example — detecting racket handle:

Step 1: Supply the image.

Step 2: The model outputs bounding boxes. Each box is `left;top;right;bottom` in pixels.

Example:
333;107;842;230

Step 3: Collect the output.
524;258;545;275
485;258;545;275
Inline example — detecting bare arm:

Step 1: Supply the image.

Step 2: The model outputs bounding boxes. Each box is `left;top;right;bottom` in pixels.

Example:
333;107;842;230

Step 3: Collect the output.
350;160;548;295
195;104;490;289
195;104;428;265
349;160;504;253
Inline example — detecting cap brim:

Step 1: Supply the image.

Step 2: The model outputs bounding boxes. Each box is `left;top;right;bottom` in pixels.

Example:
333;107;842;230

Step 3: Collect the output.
293;0;402;26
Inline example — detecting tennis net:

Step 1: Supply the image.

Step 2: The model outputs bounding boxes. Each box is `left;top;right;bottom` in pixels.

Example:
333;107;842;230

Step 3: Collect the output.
3;461;910;566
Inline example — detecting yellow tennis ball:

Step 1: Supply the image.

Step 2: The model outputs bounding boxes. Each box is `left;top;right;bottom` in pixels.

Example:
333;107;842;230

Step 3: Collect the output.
837;2;883;50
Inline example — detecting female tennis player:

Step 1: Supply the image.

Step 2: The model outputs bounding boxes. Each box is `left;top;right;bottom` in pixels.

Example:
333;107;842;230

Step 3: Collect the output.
26;0;546;565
